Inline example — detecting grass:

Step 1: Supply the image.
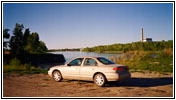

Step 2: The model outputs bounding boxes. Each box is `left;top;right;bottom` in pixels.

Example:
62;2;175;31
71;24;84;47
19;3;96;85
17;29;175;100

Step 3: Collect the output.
109;48;173;73
3;58;48;75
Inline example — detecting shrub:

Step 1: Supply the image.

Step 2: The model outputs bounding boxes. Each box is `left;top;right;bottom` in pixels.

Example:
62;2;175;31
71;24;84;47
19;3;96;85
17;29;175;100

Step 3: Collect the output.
3;58;43;74
24;63;31;71
9;58;21;66
110;50;173;73
40;69;48;74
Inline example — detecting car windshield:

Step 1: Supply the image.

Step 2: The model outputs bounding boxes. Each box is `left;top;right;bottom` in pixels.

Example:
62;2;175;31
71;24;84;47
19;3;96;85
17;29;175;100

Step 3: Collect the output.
69;58;84;66
97;57;116;65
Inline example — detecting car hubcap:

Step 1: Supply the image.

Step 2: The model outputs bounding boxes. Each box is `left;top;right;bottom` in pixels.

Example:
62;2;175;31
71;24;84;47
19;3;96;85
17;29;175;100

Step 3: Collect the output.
53;72;61;81
95;75;104;86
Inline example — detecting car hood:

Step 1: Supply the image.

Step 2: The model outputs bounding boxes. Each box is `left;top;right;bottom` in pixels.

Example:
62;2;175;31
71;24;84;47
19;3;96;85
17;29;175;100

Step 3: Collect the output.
50;65;65;70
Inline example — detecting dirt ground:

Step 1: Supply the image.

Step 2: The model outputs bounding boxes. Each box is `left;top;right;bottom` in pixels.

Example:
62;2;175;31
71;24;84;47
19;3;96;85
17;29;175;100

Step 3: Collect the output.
3;72;173;97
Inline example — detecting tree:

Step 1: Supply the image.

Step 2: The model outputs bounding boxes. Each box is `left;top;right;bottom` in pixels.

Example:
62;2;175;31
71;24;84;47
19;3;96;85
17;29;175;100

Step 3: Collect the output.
24;32;39;53
24;32;47;53
3;29;10;51
23;28;30;46
9;23;48;54
37;41;48;53
9;23;24;55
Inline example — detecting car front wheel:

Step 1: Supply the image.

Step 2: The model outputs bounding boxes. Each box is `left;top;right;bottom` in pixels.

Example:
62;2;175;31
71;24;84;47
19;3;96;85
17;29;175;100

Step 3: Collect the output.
94;73;106;87
52;70;62;82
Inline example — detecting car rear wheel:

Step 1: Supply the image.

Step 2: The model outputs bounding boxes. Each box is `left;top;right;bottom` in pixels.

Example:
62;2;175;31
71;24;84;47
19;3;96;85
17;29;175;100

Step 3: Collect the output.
94;73;106;87
52;70;62;82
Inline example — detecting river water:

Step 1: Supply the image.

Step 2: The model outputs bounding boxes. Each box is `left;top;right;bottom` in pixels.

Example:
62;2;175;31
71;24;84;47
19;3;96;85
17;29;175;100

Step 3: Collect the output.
50;51;122;63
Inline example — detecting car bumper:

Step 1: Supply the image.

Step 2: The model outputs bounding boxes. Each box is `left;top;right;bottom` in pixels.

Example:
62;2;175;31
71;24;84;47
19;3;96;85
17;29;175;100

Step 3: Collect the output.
106;72;131;81
48;70;53;77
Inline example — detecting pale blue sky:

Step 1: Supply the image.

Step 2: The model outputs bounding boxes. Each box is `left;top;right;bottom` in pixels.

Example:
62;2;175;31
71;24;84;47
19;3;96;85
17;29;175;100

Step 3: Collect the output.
3;3;173;49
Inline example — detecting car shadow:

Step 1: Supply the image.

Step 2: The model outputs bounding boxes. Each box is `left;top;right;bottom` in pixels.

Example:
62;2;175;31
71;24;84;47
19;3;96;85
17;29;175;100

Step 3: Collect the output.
65;77;173;88
107;77;173;87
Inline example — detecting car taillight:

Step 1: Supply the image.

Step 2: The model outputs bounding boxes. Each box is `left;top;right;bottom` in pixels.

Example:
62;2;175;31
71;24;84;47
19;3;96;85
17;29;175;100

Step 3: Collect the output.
113;67;118;70
113;66;129;71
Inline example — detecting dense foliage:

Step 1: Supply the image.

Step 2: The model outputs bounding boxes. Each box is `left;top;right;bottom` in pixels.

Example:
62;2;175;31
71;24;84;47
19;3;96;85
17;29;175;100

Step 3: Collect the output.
84;40;173;73
3;58;48;75
7;23;47;54
109;48;173;73
3;23;59;75
83;40;173;53
3;54;65;74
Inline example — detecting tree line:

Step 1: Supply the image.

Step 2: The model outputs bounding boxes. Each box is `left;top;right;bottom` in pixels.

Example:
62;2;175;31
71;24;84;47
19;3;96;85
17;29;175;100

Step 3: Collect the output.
3;23;48;54
48;48;81;52
83;40;173;52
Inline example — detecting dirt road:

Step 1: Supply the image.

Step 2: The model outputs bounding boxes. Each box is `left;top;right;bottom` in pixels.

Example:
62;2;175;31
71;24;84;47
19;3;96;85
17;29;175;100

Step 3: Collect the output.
3;72;173;97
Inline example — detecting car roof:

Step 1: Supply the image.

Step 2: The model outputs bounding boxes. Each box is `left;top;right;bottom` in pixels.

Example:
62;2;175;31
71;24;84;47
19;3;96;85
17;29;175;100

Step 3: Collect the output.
75;56;104;59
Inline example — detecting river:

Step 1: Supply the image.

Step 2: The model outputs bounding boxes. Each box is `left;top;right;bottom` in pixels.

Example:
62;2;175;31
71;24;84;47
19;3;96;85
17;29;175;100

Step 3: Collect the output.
50;51;122;63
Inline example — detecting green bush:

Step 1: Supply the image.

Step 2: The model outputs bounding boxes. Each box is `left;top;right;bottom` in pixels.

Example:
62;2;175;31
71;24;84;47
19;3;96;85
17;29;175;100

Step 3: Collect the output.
9;58;20;66
40;69;48;74
3;58;48;74
24;64;31;71
110;49;173;73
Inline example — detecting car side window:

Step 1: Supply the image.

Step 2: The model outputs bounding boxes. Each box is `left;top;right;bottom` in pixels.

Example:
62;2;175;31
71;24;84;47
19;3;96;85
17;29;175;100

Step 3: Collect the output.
68;58;83;66
84;58;97;66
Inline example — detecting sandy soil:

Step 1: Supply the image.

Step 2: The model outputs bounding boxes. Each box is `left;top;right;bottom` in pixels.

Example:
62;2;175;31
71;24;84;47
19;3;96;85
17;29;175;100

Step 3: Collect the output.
3;72;173;97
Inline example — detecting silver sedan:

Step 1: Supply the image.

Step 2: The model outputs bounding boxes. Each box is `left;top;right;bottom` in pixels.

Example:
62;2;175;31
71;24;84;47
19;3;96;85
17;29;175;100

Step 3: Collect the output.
48;57;131;87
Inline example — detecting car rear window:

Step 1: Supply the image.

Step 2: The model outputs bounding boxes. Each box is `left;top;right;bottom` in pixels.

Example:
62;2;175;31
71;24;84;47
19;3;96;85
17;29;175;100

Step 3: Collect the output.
84;58;98;66
97;57;115;65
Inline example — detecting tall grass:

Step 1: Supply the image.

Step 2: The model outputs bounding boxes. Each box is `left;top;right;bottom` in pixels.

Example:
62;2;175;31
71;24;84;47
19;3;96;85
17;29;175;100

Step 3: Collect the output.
109;48;173;73
3;58;42;74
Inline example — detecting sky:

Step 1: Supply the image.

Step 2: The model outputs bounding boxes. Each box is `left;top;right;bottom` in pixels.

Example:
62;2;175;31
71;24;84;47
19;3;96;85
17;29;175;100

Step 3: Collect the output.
3;3;173;49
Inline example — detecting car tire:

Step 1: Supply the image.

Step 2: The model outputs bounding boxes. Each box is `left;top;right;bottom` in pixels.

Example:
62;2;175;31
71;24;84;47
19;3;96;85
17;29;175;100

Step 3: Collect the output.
52;70;62;82
94;73;106;87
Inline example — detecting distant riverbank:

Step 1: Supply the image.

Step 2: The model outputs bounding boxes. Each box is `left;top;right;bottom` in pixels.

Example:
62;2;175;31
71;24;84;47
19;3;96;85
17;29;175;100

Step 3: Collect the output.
48;40;173;54
83;40;173;53
48;48;80;52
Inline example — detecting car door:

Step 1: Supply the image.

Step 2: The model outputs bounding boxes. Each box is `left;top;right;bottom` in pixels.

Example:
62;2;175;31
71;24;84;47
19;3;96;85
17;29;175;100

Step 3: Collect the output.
80;58;98;80
62;58;83;80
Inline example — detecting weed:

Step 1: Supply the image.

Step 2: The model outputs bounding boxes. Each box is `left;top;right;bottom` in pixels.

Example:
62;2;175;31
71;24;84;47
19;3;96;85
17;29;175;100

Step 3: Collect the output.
110;49;173;73
3;58;48;74
40;69;48;74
